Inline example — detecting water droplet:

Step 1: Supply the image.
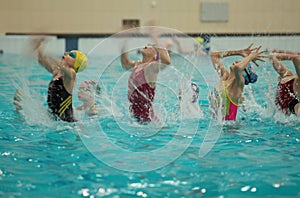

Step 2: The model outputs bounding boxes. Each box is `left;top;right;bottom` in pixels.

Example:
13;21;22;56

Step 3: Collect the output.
273;183;280;188
241;185;250;192
251;187;257;192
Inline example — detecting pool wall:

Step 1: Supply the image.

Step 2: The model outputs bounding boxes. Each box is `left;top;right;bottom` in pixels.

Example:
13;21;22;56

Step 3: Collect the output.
1;35;300;55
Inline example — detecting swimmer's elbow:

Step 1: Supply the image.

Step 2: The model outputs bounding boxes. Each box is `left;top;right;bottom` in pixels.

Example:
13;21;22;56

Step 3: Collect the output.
164;59;171;65
268;53;277;61
162;55;171;65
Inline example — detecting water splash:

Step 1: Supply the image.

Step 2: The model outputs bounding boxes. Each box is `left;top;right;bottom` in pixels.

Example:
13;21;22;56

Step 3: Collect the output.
11;73;54;127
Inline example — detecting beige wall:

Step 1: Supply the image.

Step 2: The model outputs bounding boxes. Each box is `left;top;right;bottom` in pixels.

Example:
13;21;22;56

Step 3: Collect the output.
1;0;299;35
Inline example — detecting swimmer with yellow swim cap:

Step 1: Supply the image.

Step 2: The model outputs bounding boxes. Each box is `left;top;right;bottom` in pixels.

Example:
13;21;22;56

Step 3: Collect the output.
31;37;88;122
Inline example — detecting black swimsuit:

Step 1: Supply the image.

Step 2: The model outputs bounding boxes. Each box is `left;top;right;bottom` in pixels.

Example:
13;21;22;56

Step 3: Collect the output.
47;77;76;122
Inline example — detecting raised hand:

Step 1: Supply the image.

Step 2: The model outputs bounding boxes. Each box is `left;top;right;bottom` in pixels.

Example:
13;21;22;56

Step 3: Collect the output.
240;43;255;57
30;36;46;51
249;46;268;66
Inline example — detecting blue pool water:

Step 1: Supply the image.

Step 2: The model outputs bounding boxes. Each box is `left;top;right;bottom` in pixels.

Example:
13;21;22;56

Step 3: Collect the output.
0;46;300;198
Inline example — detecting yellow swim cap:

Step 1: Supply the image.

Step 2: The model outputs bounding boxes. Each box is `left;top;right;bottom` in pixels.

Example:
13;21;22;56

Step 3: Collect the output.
195;37;204;45
73;50;88;73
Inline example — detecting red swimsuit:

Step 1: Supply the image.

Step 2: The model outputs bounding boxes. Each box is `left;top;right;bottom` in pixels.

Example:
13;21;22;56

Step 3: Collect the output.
128;67;155;122
275;79;296;115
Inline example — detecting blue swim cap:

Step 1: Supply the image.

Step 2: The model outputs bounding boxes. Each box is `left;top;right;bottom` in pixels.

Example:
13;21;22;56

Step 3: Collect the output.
243;63;258;85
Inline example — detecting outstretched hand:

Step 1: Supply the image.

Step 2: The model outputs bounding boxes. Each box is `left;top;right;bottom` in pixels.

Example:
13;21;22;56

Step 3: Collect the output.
249;46;268;66
30;36;46;52
240;43;255;57
172;35;180;44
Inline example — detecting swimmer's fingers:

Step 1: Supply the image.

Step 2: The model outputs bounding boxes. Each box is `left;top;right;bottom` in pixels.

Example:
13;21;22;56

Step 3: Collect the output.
258;49;268;57
252;60;259;67
255;46;262;52
246;43;253;50
259;55;268;59
252;57;266;66
173;35;180;43
250;45;263;53
259;48;269;55
257;57;266;62
241;45;252;57
250;44;262;52
31;37;46;46
31;36;47;51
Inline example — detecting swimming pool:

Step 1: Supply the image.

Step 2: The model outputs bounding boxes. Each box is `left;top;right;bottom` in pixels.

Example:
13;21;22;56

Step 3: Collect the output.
1;34;300;197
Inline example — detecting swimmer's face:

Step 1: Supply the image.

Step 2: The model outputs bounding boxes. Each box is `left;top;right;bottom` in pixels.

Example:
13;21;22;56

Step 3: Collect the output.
78;83;93;102
61;51;76;68
141;45;157;60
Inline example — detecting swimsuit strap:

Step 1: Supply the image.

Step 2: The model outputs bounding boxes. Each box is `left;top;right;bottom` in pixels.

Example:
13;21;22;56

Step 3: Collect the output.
225;86;238;106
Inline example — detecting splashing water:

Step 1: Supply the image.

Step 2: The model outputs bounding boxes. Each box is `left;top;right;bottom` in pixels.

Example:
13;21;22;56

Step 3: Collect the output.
11;73;53;127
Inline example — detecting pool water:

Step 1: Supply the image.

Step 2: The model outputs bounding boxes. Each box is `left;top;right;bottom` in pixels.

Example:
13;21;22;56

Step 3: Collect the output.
0;49;300;198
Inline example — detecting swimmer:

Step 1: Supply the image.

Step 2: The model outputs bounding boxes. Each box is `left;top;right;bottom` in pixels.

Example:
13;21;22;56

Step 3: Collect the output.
269;50;300;116
209;44;266;121
76;80;101;116
32;37;88;122
173;35;207;56
121;42;171;123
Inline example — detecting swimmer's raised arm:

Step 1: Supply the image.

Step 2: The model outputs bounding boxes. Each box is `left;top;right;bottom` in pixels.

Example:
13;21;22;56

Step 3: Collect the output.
209;46;249;74
37;48;60;75
149;46;171;73
232;46;266;86
270;52;300;79
157;47;171;65
121;47;141;70
32;37;60;75
269;52;299;61
173;35;193;54
148;29;171;66
269;53;294;78
209;50;229;78
210;44;254;60
293;55;300;79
